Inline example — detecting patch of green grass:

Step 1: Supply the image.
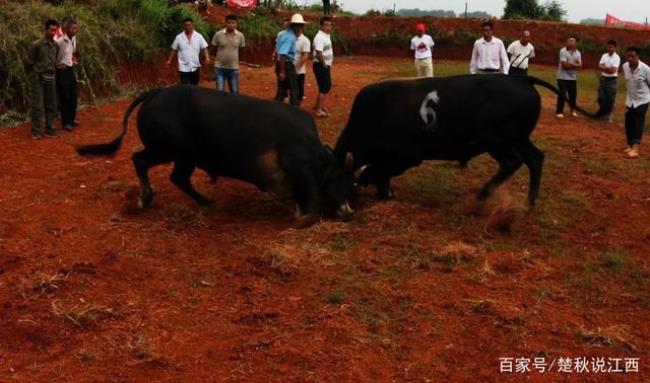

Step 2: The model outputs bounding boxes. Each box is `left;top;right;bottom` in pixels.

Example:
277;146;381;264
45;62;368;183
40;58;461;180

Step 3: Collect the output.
324;289;344;305
567;263;607;305
328;232;359;252
601;247;629;274
401;163;463;209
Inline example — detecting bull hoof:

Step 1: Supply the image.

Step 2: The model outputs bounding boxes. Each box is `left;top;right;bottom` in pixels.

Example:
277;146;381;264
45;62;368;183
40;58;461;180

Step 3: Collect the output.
294;214;319;229
139;191;154;209
197;197;214;206
377;187;395;200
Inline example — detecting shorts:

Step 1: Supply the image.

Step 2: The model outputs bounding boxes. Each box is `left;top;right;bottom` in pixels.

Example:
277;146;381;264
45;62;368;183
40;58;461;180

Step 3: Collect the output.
313;62;331;94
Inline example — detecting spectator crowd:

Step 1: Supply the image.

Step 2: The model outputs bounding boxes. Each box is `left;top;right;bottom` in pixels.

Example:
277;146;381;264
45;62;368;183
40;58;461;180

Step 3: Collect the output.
25;11;650;159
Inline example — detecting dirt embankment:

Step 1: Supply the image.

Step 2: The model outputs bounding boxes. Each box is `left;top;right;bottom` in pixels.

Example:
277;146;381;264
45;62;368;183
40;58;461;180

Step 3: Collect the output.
331;16;650;69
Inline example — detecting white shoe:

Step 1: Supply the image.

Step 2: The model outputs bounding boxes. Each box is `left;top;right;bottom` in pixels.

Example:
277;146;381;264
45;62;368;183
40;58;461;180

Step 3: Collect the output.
556;113;564;119
627;146;640;159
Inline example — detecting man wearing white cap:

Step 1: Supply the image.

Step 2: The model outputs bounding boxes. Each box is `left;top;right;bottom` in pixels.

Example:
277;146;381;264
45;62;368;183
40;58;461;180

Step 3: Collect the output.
275;14;306;106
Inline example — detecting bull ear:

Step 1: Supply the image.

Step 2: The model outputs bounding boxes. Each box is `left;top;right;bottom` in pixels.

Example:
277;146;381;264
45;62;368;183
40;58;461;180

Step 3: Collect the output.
345;152;354;171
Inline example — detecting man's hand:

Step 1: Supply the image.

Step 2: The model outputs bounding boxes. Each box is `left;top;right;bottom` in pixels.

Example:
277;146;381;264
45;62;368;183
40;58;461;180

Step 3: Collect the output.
278;72;286;82
166;59;172;66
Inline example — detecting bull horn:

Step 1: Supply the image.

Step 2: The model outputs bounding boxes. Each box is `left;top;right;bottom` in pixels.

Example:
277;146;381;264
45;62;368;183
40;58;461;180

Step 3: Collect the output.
354;164;369;178
345;152;354;171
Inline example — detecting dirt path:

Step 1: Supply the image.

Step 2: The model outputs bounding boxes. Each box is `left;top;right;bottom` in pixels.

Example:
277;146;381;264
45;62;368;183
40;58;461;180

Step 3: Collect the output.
0;56;648;382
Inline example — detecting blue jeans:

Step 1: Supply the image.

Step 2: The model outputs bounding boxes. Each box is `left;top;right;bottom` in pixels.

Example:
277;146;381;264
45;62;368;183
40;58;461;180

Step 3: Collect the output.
215;68;239;95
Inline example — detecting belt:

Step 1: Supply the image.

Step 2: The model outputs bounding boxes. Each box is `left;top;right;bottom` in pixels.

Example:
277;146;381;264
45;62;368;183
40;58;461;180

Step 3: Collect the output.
478;68;500;72
416;57;432;61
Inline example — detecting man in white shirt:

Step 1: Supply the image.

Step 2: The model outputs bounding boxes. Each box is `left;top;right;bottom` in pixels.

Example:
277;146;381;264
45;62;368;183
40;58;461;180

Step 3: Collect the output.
313;16;334;118
411;23;434;78
556;37;582;118
167;18;210;85
55;18;79;131
469;21;509;75
621;46;650;159
294;31;311;103
596;40;621;122
507;30;535;76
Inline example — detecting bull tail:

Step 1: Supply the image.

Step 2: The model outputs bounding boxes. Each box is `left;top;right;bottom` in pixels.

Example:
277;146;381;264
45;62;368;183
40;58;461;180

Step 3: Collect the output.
526;76;600;119
76;88;162;156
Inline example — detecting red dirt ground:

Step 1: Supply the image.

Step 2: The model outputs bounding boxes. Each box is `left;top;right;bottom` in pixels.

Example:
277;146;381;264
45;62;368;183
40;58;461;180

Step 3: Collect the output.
1;56;649;382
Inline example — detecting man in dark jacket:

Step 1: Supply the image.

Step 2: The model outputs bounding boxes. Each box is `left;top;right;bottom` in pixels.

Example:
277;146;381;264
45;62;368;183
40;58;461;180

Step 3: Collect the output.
26;19;60;139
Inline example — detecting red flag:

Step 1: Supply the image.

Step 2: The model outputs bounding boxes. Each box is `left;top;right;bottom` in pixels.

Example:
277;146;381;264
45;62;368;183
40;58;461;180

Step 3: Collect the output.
227;0;258;7
605;13;650;30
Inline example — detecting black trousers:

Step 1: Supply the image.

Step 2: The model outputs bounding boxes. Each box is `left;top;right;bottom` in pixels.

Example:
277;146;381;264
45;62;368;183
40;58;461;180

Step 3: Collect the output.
56;66;77;126
275;60;299;106
297;73;305;101
556;79;577;114
597;76;618;117
508;67;528;76
625;103;648;146
180;69;200;85
322;0;330;14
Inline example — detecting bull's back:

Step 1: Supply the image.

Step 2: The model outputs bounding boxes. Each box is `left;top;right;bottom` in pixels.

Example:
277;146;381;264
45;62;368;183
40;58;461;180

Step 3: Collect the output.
336;75;542;165
137;86;319;152
136;86;323;182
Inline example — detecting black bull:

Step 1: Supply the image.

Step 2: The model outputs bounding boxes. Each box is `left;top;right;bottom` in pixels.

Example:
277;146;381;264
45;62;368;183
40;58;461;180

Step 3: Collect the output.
334;75;596;207
76;85;357;228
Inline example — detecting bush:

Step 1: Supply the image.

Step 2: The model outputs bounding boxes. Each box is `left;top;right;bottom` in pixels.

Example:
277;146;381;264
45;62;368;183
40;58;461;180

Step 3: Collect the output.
451;29;478;45
0;0;216;115
238;14;283;41
1;1;126;112
304;23;350;54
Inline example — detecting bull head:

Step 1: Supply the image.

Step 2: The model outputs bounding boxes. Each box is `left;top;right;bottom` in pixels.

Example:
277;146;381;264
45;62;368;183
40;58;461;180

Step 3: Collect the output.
321;146;357;221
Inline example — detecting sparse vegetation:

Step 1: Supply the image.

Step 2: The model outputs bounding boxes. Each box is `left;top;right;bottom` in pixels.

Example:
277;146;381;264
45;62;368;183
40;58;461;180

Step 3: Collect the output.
1;0;214;116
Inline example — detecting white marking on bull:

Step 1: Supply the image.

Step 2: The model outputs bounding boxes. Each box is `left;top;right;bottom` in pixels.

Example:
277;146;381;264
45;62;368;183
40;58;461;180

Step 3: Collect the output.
419;90;440;132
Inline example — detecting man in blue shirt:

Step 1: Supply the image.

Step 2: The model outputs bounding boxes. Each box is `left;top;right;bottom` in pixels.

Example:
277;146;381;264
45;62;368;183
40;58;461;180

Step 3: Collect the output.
275;14;306;106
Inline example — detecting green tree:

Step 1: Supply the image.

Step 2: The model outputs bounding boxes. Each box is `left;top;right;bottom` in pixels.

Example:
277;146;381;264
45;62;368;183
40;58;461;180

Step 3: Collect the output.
541;1;566;21
503;0;567;21
503;0;542;19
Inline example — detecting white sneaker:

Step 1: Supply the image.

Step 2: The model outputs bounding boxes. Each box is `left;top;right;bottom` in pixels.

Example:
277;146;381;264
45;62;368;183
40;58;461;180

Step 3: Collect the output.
627;146;640;159
556;113;565;119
